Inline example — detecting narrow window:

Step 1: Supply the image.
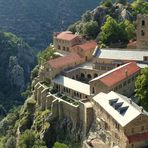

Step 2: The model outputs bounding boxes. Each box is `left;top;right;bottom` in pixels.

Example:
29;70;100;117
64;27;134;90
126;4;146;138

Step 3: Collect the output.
141;30;145;36
142;20;145;26
92;87;95;94
141;126;144;131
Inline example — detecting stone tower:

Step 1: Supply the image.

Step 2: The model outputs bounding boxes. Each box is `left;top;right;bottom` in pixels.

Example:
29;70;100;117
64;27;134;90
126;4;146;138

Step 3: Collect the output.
137;14;148;49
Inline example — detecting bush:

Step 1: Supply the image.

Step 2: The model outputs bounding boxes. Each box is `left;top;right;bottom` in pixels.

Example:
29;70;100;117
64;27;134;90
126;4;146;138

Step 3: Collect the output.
53;142;68;148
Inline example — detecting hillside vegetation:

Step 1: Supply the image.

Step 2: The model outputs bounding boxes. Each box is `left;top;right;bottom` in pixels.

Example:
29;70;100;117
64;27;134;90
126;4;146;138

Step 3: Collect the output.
68;0;148;47
0;31;35;116
0;0;100;50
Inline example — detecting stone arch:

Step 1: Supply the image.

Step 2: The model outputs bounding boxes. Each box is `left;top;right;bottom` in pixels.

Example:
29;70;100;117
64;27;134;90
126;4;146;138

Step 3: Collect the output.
81;73;85;78
87;74;92;79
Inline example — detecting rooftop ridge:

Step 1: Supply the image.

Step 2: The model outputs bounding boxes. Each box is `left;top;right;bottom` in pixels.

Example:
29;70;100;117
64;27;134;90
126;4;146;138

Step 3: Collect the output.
90;62;131;82
111;91;148;116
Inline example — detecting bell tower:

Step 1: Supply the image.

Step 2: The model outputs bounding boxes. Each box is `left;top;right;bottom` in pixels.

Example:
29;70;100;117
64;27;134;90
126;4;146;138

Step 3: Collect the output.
137;14;148;50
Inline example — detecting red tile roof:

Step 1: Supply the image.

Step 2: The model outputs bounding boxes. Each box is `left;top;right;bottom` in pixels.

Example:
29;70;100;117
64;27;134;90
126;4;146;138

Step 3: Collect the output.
48;53;82;69
127;131;148;143
77;41;97;52
56;31;79;41
91;62;140;87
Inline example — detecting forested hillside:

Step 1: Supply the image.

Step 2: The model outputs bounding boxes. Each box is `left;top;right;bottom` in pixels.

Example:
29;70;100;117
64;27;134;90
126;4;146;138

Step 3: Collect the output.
0;0;100;50
68;0;148;47
0;32;35;116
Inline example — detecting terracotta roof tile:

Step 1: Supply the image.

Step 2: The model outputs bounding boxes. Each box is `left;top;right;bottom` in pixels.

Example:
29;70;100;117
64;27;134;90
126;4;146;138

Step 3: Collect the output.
77;41;97;51
56;31;79;41
128;131;148;143
48;53;82;69
91;62;140;87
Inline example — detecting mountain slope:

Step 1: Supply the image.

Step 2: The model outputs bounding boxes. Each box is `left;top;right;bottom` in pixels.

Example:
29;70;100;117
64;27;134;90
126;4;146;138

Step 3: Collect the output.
0;0;100;50
0;32;35;113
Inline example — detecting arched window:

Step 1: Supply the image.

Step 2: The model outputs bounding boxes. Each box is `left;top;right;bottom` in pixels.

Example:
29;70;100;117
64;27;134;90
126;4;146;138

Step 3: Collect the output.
58;45;61;50
94;73;98;78
142;20;145;26
141;30;145;36
81;73;85;78
92;87;95;94
87;74;92;79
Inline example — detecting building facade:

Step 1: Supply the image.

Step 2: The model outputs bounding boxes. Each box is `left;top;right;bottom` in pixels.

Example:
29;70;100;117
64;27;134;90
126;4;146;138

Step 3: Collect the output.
137;14;148;49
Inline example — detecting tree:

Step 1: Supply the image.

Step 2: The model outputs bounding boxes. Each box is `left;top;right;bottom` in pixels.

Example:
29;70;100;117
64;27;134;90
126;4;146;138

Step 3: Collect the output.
82;21;99;39
116;0;127;5
19;130;36;148
5;136;16;148
101;0;113;7
53;142;68;148
81;10;92;22
119;20;135;40
98;16;128;45
131;0;148;14
135;67;148;111
37;45;56;64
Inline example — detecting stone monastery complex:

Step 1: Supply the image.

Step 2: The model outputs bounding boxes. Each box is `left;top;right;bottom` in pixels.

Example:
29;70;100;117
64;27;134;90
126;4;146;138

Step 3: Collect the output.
33;14;148;148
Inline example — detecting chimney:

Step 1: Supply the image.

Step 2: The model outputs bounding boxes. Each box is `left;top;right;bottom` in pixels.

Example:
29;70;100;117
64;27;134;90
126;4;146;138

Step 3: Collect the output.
129;99;132;104
125;69;128;77
139;106;144;112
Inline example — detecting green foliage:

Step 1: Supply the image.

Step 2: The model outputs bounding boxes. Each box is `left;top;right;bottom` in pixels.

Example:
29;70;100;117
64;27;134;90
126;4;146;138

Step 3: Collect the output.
19;130;36;148
98;16;129;46
121;20;135;40
131;0;148;14
135;67;148;111
82;21;99;39
5;136;16;148
21;85;32;99
31;65;39;80
101;0;113;7
81;10;92;22
116;0;127;5
37;45;56;64
0;31;35;112
68;20;99;39
53;142;69;148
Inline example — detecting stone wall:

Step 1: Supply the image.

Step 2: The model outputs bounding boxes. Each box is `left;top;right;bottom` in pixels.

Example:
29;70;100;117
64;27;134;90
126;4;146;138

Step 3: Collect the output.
33;81;93;135
137;14;148;49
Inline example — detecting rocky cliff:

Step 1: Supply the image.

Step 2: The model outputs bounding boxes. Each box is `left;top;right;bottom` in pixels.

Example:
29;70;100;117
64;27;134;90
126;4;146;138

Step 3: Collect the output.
0;32;35;112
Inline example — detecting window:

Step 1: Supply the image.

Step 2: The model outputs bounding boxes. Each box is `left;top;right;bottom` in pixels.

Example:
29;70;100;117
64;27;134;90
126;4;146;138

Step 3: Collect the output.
131;128;134;134
141;30;145;36
58;45;61;50
142;20;145;26
92;87;95;94
144;56;148;61
141;126;144;131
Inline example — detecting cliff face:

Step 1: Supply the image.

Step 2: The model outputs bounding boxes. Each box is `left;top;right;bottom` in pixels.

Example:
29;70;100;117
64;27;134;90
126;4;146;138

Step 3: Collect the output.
0;32;35;112
0;0;100;50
